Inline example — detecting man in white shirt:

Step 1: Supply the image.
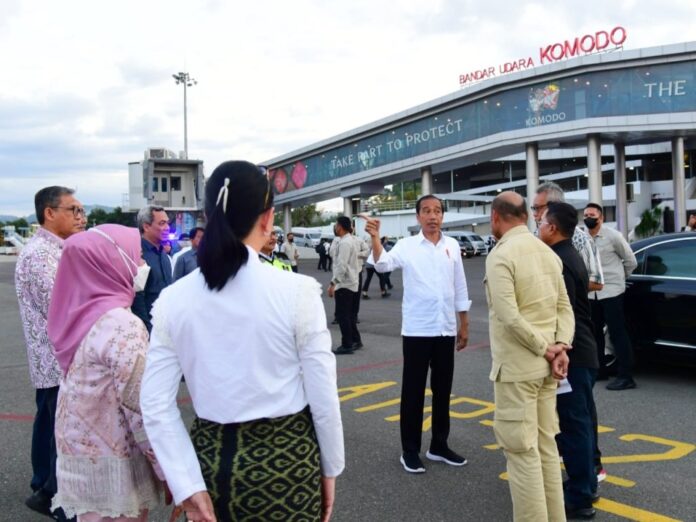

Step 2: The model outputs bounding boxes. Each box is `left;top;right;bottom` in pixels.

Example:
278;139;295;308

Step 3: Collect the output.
584;203;638;391
327;217;361;355
281;232;300;273
363;195;471;474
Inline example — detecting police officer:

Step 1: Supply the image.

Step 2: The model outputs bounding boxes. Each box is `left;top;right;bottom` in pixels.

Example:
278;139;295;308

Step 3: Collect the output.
260;230;292;271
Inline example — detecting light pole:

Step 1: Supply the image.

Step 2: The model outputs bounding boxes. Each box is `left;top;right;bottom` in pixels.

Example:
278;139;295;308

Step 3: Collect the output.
172;72;197;159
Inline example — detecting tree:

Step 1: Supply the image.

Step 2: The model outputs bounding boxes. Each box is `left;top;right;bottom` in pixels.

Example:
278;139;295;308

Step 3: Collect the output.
87;208;109;227
634;207;662;239
274;204;320;228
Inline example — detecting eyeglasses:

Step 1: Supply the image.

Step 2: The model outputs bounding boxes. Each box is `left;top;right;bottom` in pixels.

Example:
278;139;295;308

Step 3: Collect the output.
530;204;548;212
53;206;86;218
538;220;552;227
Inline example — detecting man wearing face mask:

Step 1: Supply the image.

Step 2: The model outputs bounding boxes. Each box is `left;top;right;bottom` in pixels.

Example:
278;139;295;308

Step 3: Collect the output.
583;203;638;391
281;232;300;273
132;205;173;333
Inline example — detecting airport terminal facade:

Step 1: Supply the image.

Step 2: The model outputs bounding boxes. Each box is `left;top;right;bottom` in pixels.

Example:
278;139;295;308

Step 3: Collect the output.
266;38;696;237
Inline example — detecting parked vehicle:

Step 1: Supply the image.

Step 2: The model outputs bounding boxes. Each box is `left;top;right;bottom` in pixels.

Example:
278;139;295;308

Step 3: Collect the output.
457;238;476;258
291;227;322;248
443;231;489;255
624;232;696;361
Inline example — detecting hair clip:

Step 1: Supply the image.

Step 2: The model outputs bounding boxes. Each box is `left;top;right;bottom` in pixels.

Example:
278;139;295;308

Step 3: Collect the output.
216;178;230;213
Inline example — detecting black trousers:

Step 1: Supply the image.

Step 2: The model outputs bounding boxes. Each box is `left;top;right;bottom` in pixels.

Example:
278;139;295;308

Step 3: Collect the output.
590;294;634;379
335;288;360;348
556;366;598;508
401;336;455;454
31;386;59;496
317;253;328;270
362;266;386;293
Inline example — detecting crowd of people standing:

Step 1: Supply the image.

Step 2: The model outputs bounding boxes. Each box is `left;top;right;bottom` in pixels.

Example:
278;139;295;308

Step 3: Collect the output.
15;165;644;521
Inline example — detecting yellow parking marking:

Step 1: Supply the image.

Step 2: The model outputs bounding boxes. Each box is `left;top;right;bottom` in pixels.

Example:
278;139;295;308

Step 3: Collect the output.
598;425;615;433
338;381;396;402
449;396;496;419
479;419;494;427
604;475;636;487
484;443;500;450
602;434;696;464
594;498;682;522
355;397;400;412
499;474;670;520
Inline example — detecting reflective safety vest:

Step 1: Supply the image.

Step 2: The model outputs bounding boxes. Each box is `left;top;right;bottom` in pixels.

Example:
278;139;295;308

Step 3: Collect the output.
259;254;292;271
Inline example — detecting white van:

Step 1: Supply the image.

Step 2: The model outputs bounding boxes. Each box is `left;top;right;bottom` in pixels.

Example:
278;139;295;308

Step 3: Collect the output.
443;230;489;255
291;227;322;248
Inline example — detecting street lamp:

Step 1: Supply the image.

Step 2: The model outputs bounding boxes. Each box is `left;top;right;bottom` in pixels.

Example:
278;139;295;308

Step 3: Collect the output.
172;72;197;159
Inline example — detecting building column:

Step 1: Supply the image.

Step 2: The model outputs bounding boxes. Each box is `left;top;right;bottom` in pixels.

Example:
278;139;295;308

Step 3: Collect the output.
421;166;433;196
587;134;602;205
614;142;629;239
343;197;352;219
525;142;539;230
672;136;686;231
283;203;292;233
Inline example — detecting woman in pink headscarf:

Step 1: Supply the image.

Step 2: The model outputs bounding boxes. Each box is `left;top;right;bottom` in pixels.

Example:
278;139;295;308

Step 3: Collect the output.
47;224;168;521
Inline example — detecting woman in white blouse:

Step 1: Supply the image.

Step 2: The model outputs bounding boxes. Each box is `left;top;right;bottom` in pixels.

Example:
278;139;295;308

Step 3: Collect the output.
140;161;344;522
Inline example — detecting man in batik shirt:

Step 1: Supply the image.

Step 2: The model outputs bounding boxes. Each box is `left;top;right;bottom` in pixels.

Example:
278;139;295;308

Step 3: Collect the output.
15;186;86;518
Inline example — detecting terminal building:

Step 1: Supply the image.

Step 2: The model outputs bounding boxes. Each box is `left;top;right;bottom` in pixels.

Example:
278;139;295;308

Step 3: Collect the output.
264;38;696;238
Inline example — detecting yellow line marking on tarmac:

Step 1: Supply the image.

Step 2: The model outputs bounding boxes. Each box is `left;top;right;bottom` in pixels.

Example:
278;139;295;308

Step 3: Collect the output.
603;475;636;487
338;381;396;402
602;434;696;464
354;398;400;412
593;498;682;522
598;424;615;433
498;474;675;520
479;419;494;427
484;444;500;450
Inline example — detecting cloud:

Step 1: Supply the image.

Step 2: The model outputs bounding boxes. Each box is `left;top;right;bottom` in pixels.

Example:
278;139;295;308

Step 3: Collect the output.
1;0;695;216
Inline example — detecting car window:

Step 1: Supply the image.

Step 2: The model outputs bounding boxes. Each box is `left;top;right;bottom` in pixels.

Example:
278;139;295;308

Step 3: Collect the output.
633;249;646;275
644;240;696;278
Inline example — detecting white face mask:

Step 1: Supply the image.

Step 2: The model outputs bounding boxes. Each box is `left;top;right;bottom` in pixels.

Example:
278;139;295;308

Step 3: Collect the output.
133;264;151;292
89;228;150;291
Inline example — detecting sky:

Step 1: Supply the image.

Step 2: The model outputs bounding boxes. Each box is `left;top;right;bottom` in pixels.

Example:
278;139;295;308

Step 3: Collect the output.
1;0;695;216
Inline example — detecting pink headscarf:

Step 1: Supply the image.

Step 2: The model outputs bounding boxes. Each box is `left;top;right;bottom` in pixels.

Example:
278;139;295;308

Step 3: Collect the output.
48;224;142;374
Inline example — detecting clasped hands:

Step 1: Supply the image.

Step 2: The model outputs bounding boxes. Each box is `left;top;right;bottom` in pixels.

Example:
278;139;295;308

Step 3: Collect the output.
544;342;572;380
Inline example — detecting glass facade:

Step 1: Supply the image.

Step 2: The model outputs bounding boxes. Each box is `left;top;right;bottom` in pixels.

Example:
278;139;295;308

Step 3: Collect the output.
269;60;696;195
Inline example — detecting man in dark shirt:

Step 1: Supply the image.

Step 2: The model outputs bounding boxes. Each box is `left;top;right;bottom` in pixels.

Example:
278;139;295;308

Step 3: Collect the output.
174;227;204;280
132;205;173;332
539;202;600;520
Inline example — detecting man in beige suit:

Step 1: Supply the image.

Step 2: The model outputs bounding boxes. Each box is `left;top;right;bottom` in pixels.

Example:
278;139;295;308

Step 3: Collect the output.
485;192;575;522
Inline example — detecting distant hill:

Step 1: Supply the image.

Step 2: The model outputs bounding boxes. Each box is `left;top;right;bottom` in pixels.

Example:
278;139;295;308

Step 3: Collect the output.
1;205;116;224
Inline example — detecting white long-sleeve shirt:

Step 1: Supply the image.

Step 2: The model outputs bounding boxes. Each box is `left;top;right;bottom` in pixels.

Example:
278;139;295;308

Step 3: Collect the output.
373;231;472;337
140;247;344;504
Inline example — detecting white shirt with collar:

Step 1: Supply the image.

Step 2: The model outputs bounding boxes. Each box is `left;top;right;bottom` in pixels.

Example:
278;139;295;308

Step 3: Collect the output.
373;231;472;337
140;246;344;504
589;225;637;300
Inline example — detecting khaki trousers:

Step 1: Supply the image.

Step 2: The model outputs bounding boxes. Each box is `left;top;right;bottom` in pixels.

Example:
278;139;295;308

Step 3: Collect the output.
493;376;565;522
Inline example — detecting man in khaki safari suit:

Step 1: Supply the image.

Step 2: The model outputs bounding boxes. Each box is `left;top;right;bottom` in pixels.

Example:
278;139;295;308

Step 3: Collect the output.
485;192;575;522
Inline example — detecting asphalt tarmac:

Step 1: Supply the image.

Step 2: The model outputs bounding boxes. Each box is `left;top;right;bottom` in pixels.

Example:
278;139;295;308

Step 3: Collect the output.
1;254;694;522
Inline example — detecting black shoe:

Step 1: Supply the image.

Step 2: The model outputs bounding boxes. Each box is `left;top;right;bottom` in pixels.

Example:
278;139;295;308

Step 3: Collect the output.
352;342;363;350
606;377;636;391
381;292;391;298
565;504;596;519
400;452;426;473
387;284;393;289
331;319;338;325
426;447;467;466
332;345;354;355
362;293;370;300
25;490;52;517
591;490;600;503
